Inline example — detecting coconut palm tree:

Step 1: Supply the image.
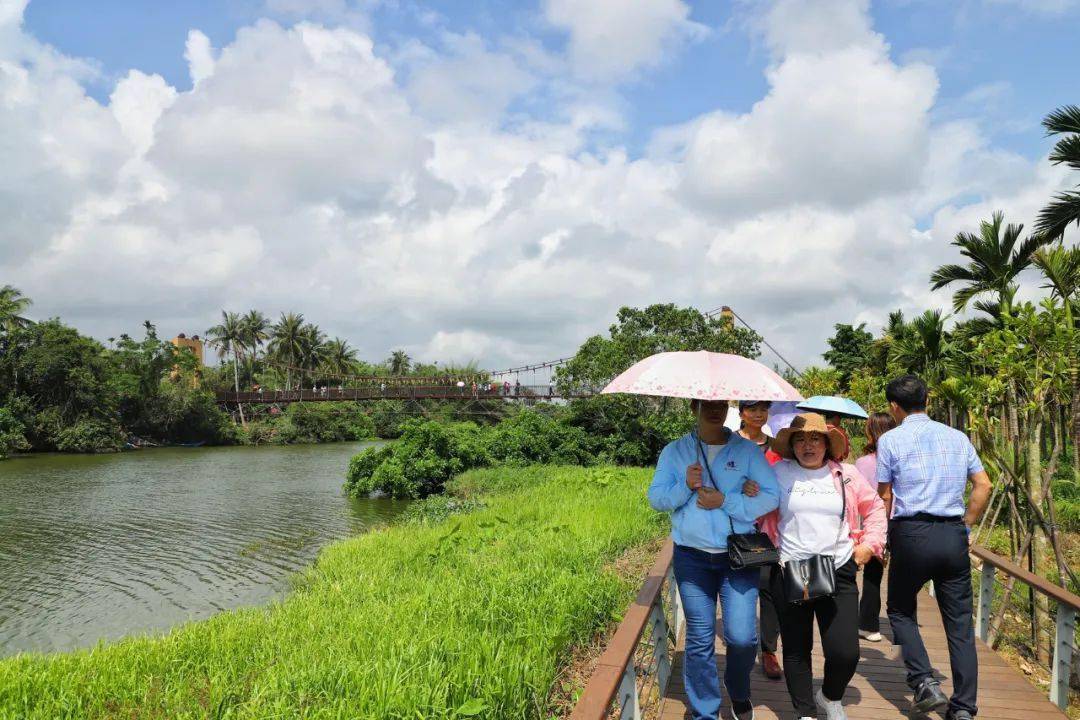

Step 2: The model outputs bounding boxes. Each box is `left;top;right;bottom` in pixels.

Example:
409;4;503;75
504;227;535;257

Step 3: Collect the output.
241;310;270;359
297;323;327;387
268;312;305;390
388;349;411;375
0;285;32;333
930;211;1050;320
322;337;358;377
1035;105;1080;241
206;310;247;425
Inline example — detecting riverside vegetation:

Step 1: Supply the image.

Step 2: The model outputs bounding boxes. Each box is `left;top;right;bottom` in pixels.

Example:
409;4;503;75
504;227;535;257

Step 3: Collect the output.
0;465;666;719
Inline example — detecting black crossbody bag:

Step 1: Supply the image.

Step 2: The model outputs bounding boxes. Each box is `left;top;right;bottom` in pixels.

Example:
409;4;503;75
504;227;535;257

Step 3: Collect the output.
695;435;779;570
780;474;847;604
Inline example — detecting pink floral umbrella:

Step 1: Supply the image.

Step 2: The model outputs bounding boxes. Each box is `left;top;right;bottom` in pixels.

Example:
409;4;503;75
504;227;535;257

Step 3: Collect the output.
600;350;803;402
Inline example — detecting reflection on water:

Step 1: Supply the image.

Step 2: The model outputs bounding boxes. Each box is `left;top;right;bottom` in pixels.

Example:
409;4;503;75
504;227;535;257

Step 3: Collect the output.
0;442;402;657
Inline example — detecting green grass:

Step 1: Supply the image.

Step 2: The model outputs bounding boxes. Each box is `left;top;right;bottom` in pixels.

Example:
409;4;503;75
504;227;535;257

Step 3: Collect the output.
0;466;666;719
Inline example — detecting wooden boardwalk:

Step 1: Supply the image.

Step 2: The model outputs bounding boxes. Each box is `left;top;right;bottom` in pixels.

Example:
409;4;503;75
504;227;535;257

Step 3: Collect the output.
659;585;1068;720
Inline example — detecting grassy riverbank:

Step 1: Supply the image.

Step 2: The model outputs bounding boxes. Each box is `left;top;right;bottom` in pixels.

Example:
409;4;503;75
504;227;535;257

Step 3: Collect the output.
0;465;665;719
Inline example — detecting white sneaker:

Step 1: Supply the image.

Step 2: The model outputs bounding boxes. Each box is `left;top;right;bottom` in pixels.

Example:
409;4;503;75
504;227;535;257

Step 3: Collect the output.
815;688;848;720
728;701;754;720
859;630;883;642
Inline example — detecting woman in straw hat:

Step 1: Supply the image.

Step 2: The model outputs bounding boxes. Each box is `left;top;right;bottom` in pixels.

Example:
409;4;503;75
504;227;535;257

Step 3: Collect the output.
745;413;886;720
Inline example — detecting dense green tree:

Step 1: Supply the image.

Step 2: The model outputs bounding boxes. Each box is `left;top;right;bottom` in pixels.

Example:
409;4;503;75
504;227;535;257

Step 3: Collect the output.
555;303;761;392
1035;105;1080;240
822;323;874;390
792;366;841;398
1;319;121;450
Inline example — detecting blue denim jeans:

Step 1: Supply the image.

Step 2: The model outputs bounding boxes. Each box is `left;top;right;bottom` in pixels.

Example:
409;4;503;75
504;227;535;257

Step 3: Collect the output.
673;544;759;720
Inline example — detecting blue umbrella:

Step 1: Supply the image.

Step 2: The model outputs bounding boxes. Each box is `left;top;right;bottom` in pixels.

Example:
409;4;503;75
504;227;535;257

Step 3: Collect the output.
796;395;869;420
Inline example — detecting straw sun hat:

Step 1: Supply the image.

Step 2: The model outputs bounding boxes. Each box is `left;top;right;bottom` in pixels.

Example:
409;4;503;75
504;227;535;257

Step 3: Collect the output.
769;412;846;461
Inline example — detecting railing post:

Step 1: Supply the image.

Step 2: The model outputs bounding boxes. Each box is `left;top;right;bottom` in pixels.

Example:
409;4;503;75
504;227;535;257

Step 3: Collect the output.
667;566;684;642
616;660;640;720
649;602;671;696
976;564;995;642
1051;606;1076;710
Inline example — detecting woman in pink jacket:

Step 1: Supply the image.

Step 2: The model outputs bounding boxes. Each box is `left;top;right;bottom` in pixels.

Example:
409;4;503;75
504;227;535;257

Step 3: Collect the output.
745;413;886;720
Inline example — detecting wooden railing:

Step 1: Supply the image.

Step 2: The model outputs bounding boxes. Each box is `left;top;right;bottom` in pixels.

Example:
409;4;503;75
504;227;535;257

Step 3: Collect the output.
570;539;684;720
971;544;1079;710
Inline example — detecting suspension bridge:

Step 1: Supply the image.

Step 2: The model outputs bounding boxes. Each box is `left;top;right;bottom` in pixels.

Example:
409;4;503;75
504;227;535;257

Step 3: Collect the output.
214;306;800;407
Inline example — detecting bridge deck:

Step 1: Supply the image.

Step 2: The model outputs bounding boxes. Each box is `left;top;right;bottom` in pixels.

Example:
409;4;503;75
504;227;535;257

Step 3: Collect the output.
659;584;1067;720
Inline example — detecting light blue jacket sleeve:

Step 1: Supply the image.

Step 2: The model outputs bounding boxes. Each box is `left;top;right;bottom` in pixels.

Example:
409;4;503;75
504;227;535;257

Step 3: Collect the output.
721;448;780;522
648;442;694;512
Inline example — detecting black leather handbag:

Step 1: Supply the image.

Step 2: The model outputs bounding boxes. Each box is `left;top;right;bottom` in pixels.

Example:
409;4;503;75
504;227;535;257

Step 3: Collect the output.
780;474;848;605
695;435;779;570
727;518;780;570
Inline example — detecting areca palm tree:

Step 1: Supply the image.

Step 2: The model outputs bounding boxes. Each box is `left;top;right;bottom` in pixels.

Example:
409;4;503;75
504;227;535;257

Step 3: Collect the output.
1033;242;1080;476
1035;105;1080;241
890;309;951;385
206;310;247;425
930;211;1050;320
269;312;305;390
322;337;358;377
0;285;32;333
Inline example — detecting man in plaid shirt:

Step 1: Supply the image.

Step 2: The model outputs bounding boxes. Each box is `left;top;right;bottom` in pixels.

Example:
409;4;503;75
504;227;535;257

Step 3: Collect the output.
876;375;992;720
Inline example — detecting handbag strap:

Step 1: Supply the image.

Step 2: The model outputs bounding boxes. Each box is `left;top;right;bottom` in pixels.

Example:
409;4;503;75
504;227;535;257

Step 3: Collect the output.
833;464;848;545
694;431;738;536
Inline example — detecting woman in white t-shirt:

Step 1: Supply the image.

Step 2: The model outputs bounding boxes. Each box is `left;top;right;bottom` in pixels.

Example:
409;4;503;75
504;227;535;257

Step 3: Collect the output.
746;413;886;720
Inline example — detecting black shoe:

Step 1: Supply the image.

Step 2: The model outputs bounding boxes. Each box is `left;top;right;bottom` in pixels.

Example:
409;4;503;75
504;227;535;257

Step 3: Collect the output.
945;711;974;720
911;679;948;716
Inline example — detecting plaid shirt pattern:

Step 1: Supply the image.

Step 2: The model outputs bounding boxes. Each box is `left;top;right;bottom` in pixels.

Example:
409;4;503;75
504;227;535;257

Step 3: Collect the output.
875;413;984;518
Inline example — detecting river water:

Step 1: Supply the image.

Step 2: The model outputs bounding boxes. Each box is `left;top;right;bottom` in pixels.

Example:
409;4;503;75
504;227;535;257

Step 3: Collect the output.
0;442;403;657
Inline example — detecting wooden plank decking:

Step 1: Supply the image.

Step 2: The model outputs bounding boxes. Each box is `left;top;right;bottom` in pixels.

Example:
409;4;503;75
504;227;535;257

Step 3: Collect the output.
659;585;1068;720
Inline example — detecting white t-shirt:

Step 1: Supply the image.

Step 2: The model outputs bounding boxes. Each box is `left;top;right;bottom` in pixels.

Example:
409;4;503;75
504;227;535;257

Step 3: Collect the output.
774;461;853;566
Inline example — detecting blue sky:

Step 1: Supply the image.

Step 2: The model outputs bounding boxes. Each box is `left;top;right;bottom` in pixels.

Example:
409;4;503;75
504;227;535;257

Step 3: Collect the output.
24;0;1078;160
4;0;1079;368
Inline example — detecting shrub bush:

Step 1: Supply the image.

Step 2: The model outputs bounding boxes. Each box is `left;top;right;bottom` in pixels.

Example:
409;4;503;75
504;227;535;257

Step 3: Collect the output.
345;420;491;498
0;407;28;459
283;402;376;443
55;418;125;453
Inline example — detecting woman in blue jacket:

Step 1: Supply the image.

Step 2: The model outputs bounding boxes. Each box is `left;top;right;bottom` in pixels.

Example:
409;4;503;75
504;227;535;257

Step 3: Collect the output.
649;399;780;720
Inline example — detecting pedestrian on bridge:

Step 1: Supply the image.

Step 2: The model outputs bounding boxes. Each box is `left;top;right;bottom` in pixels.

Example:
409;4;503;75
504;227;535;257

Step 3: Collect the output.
876;375;992;720
751;413;886;720
853;412;897;643
735;400;785;682
648;399;780;720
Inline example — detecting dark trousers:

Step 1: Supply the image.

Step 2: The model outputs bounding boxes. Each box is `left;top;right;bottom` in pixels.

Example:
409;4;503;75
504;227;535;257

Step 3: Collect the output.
887;517;978;716
859;556;885;633
771;559;860;717
759;564;780;653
